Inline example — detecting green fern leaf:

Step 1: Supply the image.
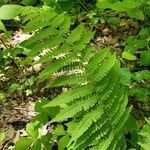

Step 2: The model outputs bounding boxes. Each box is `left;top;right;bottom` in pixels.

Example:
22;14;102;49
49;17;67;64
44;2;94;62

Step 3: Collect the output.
60;17;71;33
15;8;130;149
28;35;64;57
37;44;71;64
51;95;98;122
43;85;94;108
24;12;57;32
92;54;116;82
73;31;95;51
21;27;58;46
86;48;111;75
37;54;79;80
112;95;128;125
95;133;114;150
49;74;86;87
73;119;109;150
51;12;67;28
66;24;85;44
21;7;42;23
68;105;104;147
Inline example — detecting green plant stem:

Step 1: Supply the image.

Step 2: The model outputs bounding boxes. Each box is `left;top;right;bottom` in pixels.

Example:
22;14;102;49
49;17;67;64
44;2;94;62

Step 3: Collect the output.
0;38;9;50
125;137;140;150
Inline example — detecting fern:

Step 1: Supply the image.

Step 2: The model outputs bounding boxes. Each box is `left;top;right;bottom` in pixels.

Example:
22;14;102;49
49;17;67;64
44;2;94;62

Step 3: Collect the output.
13;7;131;150
43;84;94;108
48;74;86;87
38;53;79;80
37;44;71;64
66;24;85;44
51;95;98;122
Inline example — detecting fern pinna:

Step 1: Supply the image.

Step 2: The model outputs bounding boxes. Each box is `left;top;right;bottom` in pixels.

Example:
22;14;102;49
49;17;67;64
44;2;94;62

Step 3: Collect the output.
15;7;131;150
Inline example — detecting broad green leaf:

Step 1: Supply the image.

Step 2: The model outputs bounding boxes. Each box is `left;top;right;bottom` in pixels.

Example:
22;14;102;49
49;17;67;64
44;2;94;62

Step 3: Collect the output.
0;5;23;20
32;139;41;150
138;143;150;150
140;51;150;66
119;68;131;84
136;39;149;48
122;51;137;61
0;20;6;31
33;114;49;125
125;115;139;132
139;28;149;38
41;135;52;150
58;135;70;150
126;36;136;46
144;6;150;16
34;100;60;118
13;137;33;150
26;122;39;139
128;9;144;20
53;124;66;136
97;0;145;20
65;121;78;136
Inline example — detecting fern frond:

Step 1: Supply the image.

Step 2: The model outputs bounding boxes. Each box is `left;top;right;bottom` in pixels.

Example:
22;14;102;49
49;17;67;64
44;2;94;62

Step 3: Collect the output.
21;27;58;46
50;12;67;28
114;107;131;135
43;85;94;108
72;87;123;149
37;44;71;64
72;118;109;150
95;133;114;150
106;108;131;150
48;74;86;87
37;53;79;80
24;12;57;32
92;53;116;82
68;105;104;147
66;24;85;44
21;7;44;23
111;95;128;125
28;35;64;57
73;31;95;51
86;48;111;75
17;8;130;150
81;45;93;61
51;95;98;122
60;17;71;33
